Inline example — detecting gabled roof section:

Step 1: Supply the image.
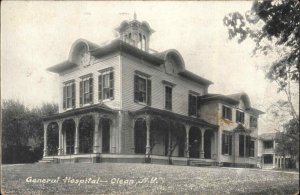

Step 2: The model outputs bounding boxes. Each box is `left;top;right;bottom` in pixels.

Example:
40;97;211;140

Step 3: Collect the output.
226;92;251;109
199;94;239;104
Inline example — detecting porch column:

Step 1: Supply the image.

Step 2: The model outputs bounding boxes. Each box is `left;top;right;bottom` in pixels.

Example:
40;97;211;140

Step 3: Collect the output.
43;122;48;157
93;114;100;153
276;156;279;168
200;128;206;158
184;124;190;158
272;154;276;168
214;131;218;160
279;157;282;169
168;121;172;156
145;116;151;155
58;120;63;155
74;117;80;154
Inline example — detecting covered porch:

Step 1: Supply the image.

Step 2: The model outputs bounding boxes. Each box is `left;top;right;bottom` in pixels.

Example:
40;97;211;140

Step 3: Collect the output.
41;104;117;163
131;107;219;165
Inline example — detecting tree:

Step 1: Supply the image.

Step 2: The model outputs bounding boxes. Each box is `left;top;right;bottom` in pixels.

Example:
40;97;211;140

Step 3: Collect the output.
1;99;58;163
223;0;299;119
223;0;299;168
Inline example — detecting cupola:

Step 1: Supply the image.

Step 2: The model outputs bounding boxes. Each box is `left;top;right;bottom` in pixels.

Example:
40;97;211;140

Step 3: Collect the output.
115;13;155;52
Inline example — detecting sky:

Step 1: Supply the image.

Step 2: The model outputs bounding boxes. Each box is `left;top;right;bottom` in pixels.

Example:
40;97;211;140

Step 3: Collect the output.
1;1;293;133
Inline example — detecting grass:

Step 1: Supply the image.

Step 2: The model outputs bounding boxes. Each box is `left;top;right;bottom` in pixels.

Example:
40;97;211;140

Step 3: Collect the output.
1;163;299;195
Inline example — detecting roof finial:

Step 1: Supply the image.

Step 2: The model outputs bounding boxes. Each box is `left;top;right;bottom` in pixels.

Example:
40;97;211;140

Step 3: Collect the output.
134;11;137;20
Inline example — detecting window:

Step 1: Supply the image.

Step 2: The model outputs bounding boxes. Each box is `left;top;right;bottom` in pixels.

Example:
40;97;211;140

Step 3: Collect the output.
264;141;273;149
165;86;172;110
63;81;75;109
250;116;258;128
249;140;255;157
222;105;232;120
263;154;273;164
98;69;114;101
236;110;245;123
80;76;93;105
239;134;245;157
134;73;151;105
188;93;197;116
222;133;232;155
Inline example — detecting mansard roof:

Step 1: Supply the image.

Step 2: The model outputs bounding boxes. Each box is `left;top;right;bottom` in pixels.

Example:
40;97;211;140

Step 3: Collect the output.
47;39;213;86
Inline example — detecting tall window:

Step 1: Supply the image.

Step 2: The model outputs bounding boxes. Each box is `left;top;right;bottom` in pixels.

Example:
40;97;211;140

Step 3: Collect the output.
134;73;151;105
98;69;114;101
80;76;93;105
264;141;273;149
239;134;245;157
165;86;172;110
249;140;255;157
250;116;258;128
188;93;197;116
63;81;75;109
236;110;245;123
222;133;232;155
222;105;232;120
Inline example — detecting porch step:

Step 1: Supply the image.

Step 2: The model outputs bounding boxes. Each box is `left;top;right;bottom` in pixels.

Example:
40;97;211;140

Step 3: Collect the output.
190;160;214;167
38;159;54;164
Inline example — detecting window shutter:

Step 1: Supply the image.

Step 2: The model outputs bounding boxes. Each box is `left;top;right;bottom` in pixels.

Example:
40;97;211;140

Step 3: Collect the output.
222;106;225;118
188;95;192;116
109;72;114;99
236;111;239;122
228;108;232;120
222;134;225;154
63;86;66;109
71;83;75;108
89;77;93;103
229;135;232;155
134;75;139;102
79;81;83;106
147;79;151;106
98;75;102;101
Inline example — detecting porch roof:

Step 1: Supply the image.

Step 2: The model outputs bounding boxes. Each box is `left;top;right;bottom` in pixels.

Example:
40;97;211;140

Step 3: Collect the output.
131;106;218;129
42;104;116;121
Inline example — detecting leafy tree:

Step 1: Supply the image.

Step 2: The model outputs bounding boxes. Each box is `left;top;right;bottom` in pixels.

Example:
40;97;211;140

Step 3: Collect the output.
1;99;58;163
223;0;299;120
223;0;299;168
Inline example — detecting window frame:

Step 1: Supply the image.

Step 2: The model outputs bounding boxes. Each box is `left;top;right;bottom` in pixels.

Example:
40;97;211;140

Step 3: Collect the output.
134;71;151;106
63;80;75;110
98;68;114;102
164;85;173;110
79;74;93;106
222;132;232;155
250;116;258;128
236;110;245;124
188;92;198;117
222;105;232;120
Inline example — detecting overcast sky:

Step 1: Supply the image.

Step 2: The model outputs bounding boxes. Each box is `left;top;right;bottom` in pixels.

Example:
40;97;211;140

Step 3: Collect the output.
1;1;290;133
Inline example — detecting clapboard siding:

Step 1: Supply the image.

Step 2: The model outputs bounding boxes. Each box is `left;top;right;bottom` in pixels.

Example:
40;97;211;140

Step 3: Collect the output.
58;54;120;113
120;53;206;116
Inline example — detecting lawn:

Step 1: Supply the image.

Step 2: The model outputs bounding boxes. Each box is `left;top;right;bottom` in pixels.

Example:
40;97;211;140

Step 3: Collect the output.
1;163;299;195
